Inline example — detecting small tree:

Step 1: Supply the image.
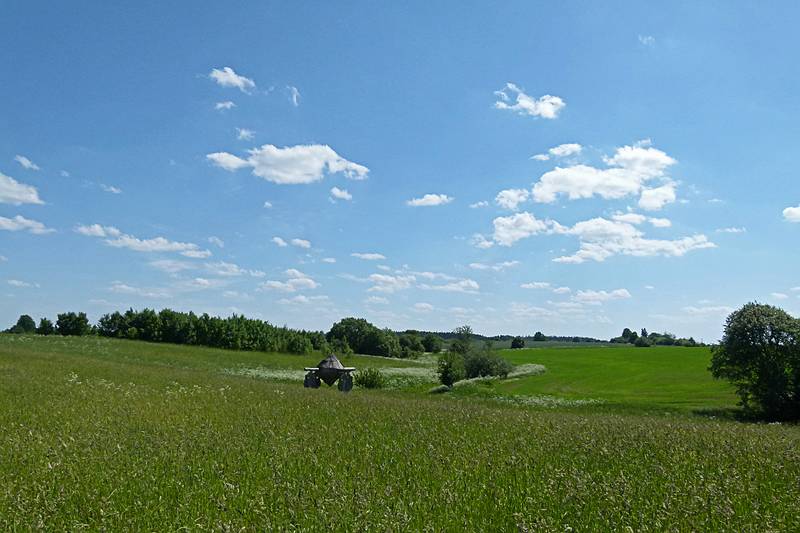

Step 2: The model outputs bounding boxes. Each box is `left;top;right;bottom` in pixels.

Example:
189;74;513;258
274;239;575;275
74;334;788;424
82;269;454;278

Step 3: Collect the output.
533;331;547;342
9;314;36;334
710;303;800;420
510;336;525;349
421;333;442;353
641;328;648;339
450;325;473;355
437;351;465;386
36;317;55;336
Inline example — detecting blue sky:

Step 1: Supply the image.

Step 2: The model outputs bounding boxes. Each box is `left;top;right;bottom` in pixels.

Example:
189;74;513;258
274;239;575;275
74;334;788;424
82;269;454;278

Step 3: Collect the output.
2;1;799;341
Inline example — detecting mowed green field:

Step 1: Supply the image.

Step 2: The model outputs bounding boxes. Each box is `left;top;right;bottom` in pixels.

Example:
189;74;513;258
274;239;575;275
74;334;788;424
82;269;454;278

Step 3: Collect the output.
1;335;799;530
495;345;738;412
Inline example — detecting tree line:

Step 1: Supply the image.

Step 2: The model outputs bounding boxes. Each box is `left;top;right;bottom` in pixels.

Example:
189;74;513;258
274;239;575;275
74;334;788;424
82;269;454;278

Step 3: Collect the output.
610;327;701;347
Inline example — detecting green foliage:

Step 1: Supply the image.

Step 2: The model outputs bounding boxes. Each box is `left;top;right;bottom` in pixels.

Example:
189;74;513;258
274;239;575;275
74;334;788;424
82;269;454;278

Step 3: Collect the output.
36;318;55;336
634;336;651;348
8;314;36;334
533;331;547;342
286;335;313;355
56;312;91;336
437;351;465;386
510;336;525;349
710;303;800;420
399;330;425;358
449;325;473;355
421;333;442;353
464;350;513;379
328;337;353;357
354;368;386;389
327;317;404;357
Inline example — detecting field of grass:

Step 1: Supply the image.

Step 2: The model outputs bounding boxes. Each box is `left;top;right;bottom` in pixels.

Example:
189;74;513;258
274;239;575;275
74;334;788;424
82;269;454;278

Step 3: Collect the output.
2;334;799;530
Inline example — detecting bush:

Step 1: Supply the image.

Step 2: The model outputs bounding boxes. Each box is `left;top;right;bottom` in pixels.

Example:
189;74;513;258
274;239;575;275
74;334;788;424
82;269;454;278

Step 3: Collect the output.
354;368;386;389
533;331;547;342
427;384;450;394
710;303;800;420
437;352;466;386
36;318;55;336
634;336;651;348
510;336;525;349
464;351;513;379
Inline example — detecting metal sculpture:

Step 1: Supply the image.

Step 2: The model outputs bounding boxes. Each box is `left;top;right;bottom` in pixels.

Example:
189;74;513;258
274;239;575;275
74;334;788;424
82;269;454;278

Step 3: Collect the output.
304;354;356;392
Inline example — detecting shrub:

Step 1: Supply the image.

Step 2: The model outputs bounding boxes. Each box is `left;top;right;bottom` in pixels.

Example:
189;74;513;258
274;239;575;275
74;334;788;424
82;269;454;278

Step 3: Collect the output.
634;336;651;348
354;368;386;389
437;352;465;386
421;333;442;353
464;351;513;379
710;303;800;420
533;331;547;342
427;384;450;394
36;318;55;336
510;336;525;349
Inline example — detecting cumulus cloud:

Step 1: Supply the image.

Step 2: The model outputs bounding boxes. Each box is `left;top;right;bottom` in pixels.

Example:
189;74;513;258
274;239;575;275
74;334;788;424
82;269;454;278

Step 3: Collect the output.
352;252;386;261
469;260;520;272
367;273;415;293
494;83;565;119
406;193;453;207
330;186;352;201
638;35;656;46
771;292;789;300
109;282;170;299
271;237;287;247
413;302;434;313
532;143;582;161
209;67;255;93
420;279;479;293
263;201;273;208
365;296;388;305
14;155;40;170
682;305;734;316
521;281;551;289
215;101;236;111
495;188;530;211
552;286;571;294
75;224;210;257
279;295;329;305
0;172;43;205
100;184;122;194
716;227;746;234
573;288;631;303
208;236;224;248
783;205;800;222
287;85;301;106
148;259;195;273
0;215;53;234
469;233;494;249
208;144;369;184
492;212;560;246
469;201;489;208
205;261;264;278
291;238;311;249
531;142;678;210
8;279;39;288
260;269;319;292
322;257;336;263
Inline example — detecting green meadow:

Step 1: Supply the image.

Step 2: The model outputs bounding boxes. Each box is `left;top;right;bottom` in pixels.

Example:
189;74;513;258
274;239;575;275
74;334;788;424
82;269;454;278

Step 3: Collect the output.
1;334;799;531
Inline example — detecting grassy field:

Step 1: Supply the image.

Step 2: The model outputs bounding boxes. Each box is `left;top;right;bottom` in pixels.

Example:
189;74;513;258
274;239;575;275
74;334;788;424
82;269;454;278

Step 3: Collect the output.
1;335;799;530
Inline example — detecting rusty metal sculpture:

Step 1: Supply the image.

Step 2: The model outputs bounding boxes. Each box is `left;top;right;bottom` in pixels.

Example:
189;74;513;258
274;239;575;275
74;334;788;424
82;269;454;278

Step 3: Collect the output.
304;354;356;392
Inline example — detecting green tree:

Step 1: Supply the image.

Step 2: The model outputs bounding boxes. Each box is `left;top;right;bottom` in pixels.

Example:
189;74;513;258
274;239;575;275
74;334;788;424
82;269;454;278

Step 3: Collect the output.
450;325;473;355
421;333;442;353
36;317;55;335
437;351;465;386
9;314;36;334
710;303;800;420
56;312;91;336
641;328;648;339
510;336;525;349
533;331;547;342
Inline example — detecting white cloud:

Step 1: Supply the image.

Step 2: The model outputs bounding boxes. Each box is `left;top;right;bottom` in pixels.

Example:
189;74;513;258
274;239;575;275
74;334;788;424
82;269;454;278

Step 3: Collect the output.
330;186;352;201
205;261;264;278
682;305;734;316
521;281;551;289
365;296;388;305
532;142;677;209
492;212;559;246
8;279;39;288
352;252;386;261
76;224;209;257
552;286;571;294
272;236;288;247
533;143;583;161
420;279;479;294
649;217;672;228
209;67;255;93
287;85;301;106
367;274;415;293
148;259;194;273
406;193;453;207
100;184;122;194
638;35;656;46
0;215;53;234
14;155;40;170
638;183;676;211
260;269;319;292
236;128;255;141
494;83;565;119
783;205;800;222
495;188;530;211
291;238;311;249
413;302;434;313
771;292;789;300
109;282;170;299
573;288;631;303
0;172;43;205
215;101;236;110
469;233;494;249
469;260;520;272
0;255;7;262
208;144;369;184
322;257;336;263
469;201;489;208
263;201;273;208
208;236;224;248
279;295;329;305
554;216;714;263
716;227;746;234
60;170;70;177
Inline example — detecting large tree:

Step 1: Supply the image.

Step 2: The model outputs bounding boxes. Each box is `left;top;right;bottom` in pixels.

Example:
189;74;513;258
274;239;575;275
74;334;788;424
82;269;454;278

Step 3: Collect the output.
710;303;800;420
9;314;36;334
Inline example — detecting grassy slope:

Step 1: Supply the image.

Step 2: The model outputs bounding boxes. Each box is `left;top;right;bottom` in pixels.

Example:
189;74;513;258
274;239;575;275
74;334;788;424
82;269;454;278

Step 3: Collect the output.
495;345;737;412
1;335;799;530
